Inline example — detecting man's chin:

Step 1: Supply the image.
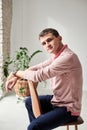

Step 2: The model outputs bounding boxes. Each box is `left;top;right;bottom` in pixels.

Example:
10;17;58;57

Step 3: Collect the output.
47;49;53;54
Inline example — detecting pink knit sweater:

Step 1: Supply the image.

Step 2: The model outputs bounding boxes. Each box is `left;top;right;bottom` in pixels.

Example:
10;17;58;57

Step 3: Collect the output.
23;45;83;116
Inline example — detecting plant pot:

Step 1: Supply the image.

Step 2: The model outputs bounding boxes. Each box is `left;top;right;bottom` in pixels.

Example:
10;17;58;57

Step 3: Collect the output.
14;79;30;98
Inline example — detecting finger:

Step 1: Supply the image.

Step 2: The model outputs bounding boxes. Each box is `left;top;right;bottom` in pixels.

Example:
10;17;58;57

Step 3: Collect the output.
5;81;13;91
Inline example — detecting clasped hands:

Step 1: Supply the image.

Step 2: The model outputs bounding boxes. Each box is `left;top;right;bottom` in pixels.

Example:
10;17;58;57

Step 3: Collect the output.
6;69;38;92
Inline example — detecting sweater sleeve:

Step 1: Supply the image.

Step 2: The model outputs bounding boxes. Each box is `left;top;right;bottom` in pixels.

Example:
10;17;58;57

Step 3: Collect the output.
23;53;81;82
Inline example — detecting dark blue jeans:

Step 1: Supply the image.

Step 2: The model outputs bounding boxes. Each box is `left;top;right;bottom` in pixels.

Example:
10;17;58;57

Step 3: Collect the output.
25;95;78;130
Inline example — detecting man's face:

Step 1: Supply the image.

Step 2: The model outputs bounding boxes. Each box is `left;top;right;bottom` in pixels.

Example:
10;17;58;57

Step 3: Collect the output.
40;33;61;55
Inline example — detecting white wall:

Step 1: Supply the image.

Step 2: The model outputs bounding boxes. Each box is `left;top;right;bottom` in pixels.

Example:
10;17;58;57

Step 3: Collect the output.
11;0;87;90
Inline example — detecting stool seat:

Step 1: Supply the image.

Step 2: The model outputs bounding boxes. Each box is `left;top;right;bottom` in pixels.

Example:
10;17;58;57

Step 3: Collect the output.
65;116;84;125
64;116;84;130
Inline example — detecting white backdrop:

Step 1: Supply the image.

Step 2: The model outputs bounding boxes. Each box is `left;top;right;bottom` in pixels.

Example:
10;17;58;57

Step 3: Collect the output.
11;0;87;90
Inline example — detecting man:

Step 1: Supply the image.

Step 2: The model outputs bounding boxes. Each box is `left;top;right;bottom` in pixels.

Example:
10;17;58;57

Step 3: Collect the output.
6;28;83;130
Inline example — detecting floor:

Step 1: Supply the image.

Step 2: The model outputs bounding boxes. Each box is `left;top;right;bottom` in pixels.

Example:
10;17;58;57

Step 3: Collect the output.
0;87;87;130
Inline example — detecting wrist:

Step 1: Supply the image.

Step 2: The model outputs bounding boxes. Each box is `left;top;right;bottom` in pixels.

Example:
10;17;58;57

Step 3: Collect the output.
12;70;23;79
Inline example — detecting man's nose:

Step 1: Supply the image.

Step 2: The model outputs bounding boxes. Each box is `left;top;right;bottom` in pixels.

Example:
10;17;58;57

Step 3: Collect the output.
45;42;50;47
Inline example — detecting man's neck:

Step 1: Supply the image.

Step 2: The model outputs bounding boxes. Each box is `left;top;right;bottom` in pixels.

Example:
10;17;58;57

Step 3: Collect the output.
54;43;63;55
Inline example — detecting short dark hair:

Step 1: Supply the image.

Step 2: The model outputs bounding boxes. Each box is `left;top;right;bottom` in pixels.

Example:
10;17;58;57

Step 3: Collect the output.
39;28;59;39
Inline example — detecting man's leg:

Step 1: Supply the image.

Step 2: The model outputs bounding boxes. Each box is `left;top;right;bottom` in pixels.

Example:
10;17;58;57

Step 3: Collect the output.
27;106;78;130
25;95;53;122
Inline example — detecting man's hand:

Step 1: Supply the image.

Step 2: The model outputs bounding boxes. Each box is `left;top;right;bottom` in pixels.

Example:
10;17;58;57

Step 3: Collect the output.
7;72;15;81
6;76;18;91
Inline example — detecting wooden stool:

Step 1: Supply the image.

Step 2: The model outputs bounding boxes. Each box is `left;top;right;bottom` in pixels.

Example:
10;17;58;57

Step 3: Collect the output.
64;116;84;130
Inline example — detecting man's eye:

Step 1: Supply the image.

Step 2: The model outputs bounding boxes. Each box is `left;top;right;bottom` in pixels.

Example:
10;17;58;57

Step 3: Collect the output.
42;42;46;45
41;38;53;46
47;38;53;42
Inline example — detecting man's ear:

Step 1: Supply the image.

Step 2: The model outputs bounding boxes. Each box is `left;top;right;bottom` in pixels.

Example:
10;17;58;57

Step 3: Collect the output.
58;36;62;41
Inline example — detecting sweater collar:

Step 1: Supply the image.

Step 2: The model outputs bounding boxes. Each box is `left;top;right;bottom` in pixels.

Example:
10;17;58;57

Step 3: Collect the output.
54;44;67;60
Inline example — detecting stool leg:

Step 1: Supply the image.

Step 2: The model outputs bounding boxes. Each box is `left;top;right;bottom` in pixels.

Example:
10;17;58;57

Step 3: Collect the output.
75;125;78;130
66;125;69;130
67;125;78;130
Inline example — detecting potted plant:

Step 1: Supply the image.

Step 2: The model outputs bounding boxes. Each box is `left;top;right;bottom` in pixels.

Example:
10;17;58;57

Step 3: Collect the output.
1;47;42;98
13;47;42;98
